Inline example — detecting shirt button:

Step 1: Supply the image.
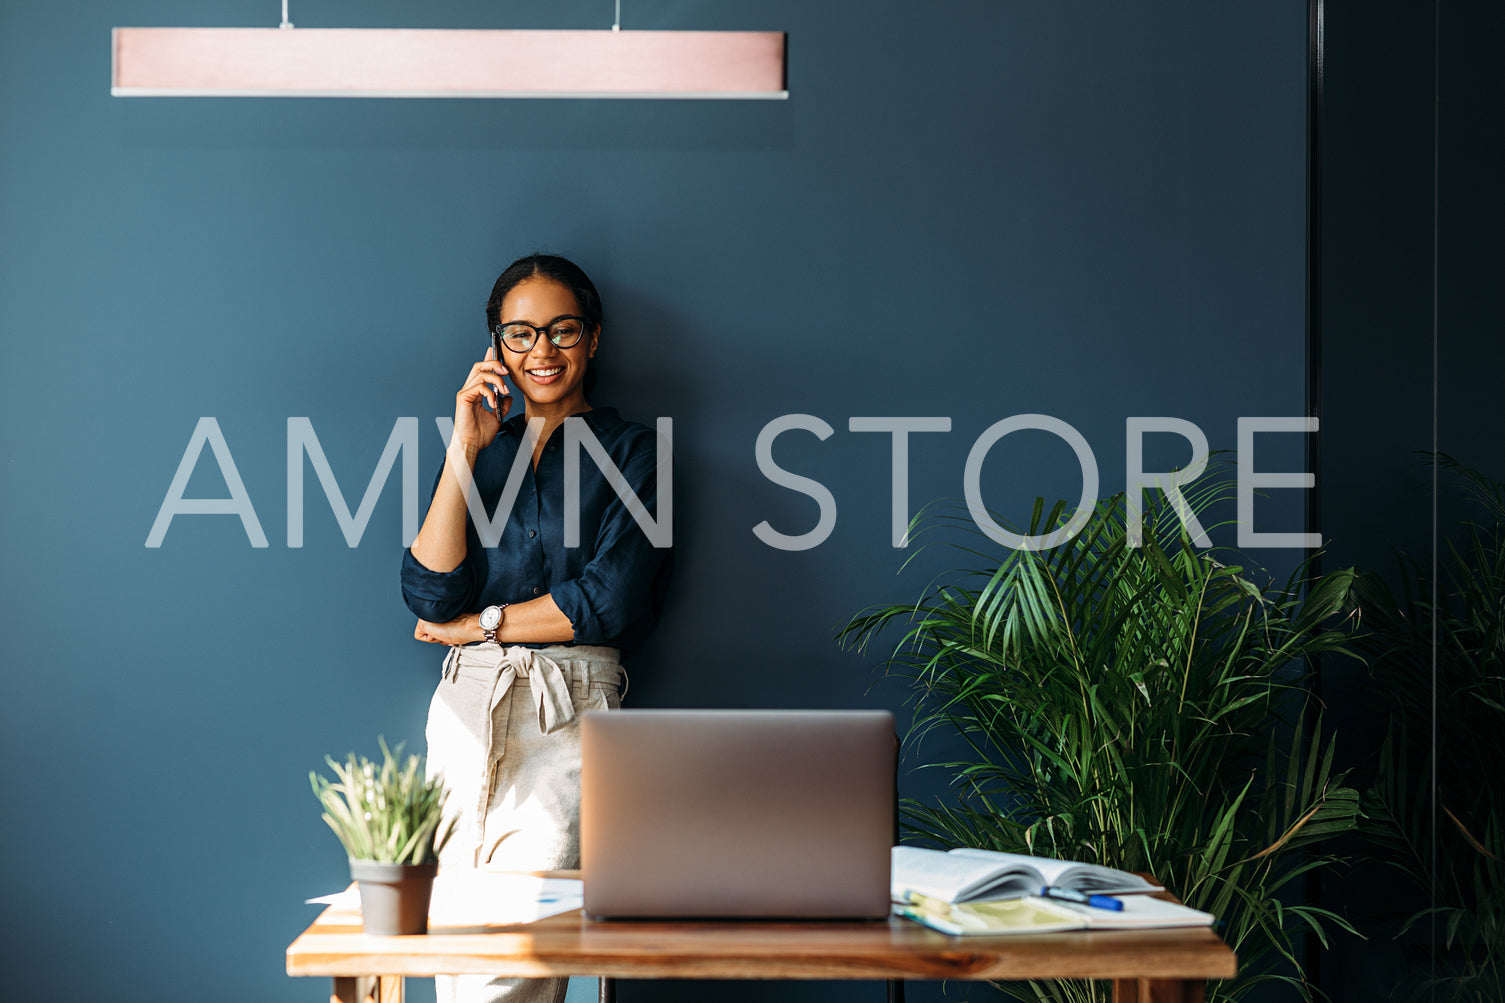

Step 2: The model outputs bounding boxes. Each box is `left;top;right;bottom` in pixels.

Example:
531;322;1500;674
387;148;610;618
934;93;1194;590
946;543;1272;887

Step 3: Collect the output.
528;530;537;538
532;586;543;595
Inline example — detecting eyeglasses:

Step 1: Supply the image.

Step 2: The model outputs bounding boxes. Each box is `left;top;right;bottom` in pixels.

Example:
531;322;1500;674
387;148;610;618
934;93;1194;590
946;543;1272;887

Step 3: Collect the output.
490;315;588;353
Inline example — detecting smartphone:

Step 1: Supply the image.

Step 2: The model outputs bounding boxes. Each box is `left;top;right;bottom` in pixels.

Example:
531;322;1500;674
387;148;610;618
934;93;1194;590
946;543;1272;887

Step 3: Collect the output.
488;332;510;412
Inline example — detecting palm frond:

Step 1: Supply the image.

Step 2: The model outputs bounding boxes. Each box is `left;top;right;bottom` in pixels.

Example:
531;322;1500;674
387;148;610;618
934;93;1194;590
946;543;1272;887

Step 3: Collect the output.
842;481;1362;1003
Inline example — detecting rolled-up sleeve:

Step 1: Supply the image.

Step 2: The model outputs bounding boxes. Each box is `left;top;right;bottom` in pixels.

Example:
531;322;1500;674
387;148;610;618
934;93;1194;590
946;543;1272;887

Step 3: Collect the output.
400;546;479;623
400;459;486;622
551;429;671;645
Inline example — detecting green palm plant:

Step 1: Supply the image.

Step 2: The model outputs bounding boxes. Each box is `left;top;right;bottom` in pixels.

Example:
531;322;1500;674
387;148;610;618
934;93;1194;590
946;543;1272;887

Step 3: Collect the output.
841;480;1363;1003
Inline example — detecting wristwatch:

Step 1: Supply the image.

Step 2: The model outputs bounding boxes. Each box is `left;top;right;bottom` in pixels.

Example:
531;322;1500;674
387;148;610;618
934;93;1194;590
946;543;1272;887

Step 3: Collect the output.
479;604;508;644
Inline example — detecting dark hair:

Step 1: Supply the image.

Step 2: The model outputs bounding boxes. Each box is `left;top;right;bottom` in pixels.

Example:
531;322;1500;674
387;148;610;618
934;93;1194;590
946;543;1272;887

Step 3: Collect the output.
485;254;603;398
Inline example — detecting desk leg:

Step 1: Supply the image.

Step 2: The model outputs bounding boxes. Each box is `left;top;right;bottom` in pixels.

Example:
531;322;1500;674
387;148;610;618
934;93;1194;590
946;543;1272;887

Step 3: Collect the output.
332;976;404;1003
1111;978;1204;1003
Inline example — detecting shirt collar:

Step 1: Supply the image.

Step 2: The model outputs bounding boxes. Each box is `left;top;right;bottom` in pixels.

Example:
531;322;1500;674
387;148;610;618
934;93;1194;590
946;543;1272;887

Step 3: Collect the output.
501;406;622;438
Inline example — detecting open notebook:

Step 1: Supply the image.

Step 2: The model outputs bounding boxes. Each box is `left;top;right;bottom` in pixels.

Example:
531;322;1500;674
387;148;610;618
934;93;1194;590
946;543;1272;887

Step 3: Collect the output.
892;846;1162;903
897;890;1215;936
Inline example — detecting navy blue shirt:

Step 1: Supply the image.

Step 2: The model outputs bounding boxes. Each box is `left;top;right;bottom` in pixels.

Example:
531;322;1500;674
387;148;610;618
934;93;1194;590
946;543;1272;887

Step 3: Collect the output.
400;407;673;655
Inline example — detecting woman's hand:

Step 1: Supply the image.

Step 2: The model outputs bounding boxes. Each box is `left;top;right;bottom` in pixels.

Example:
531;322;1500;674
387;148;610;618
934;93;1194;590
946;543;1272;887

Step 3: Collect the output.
452;345;511;453
408;348;510;576
414;614;481;645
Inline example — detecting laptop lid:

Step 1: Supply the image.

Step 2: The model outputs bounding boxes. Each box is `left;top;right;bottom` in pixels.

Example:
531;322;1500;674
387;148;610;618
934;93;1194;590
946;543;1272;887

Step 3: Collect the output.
581;709;895;919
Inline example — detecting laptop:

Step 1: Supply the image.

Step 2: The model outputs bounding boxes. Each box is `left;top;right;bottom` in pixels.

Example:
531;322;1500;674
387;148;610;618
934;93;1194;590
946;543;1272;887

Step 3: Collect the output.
580;709;895;919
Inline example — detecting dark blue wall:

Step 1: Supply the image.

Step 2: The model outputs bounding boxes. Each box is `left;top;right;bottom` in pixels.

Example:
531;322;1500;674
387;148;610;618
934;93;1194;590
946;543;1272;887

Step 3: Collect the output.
0;2;1311;1001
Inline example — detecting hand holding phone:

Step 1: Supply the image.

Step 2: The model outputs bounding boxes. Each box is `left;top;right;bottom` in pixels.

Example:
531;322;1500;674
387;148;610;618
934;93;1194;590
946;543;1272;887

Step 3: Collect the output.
453;343;512;452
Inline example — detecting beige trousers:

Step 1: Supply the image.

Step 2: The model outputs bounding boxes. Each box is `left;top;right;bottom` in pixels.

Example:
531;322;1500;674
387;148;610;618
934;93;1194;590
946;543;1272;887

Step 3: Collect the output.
425;643;624;1003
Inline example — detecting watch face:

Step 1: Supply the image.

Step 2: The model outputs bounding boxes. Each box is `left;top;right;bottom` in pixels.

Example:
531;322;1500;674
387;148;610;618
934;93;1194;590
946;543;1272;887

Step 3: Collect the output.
480;606;502;631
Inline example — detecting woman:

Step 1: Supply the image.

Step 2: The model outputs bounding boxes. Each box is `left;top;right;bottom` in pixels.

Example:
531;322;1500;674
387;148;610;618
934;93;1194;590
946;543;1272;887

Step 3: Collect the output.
401;254;672;1003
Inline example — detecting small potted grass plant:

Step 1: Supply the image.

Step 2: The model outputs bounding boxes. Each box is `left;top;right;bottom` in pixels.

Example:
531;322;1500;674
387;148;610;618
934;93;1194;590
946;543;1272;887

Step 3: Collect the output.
310;738;458;935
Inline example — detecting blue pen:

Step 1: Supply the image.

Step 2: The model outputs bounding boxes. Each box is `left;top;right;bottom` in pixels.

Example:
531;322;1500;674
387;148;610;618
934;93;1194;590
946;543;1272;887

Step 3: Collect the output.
1039;885;1124;911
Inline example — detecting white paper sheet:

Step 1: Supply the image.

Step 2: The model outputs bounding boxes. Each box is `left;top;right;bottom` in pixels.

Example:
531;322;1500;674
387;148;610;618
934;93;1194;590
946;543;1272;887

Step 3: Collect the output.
306;873;584;927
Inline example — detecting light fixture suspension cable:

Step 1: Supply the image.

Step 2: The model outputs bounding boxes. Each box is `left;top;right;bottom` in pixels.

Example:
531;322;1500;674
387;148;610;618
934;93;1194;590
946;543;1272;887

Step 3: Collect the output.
613;0;621;32
280;0;293;30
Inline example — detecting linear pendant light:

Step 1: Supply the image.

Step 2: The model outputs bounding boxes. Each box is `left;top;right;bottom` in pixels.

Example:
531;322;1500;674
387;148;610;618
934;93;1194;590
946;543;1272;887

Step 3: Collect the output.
111;6;787;100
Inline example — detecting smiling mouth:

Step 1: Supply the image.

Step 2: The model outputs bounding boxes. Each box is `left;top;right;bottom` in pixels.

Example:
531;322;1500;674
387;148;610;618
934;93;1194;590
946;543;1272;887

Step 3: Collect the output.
526;366;564;380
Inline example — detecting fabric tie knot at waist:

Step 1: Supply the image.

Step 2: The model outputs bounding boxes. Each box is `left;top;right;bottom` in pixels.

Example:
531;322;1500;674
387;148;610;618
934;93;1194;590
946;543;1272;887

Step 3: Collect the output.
477;645;578;769
430;642;623;870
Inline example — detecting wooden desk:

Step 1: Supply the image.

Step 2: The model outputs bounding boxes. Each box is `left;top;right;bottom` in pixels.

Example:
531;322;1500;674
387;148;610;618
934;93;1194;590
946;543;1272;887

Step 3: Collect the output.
287;875;1236;1003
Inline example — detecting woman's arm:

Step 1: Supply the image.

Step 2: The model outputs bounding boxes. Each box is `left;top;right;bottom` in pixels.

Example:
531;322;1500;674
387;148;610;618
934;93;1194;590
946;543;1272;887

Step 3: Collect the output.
408;438;481;573
409;347;510;573
414;595;575;645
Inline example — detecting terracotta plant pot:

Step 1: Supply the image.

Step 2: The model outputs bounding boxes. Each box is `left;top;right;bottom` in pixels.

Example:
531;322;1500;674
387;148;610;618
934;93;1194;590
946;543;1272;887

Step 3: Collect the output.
349;859;438;935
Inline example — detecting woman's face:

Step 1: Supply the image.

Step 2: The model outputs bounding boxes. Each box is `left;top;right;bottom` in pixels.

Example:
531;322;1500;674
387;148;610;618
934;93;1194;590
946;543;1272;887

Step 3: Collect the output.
496;276;598;415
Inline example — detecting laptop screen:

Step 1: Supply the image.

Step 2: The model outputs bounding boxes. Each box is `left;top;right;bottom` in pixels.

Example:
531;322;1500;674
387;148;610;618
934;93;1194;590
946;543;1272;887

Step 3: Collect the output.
581;709;895;919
